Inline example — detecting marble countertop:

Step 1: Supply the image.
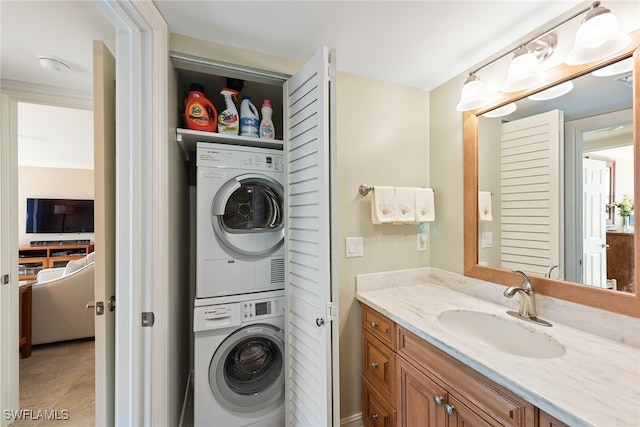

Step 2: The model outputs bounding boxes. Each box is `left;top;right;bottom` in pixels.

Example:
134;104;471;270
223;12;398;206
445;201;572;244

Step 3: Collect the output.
356;281;640;427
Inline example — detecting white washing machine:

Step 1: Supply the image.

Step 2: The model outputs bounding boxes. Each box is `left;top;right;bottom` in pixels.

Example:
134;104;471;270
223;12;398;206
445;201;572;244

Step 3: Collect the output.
194;291;285;427
196;142;285;299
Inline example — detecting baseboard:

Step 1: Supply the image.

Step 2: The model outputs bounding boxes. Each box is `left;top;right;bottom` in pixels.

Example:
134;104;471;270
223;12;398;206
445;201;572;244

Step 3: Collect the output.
341;412;364;427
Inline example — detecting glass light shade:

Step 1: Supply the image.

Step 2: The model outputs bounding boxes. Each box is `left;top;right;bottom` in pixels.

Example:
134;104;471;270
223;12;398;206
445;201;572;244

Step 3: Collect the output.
456;76;490;111
482;103;517;118
565;10;630;66
592;57;634;76
501;51;546;93
528;81;574;101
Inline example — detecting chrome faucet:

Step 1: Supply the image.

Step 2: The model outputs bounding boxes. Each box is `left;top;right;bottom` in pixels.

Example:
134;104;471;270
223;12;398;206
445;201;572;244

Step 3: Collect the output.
503;271;552;327
545;265;558;278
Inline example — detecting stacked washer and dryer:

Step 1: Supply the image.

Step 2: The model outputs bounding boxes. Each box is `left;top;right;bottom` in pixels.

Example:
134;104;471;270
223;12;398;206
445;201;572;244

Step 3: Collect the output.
194;142;286;427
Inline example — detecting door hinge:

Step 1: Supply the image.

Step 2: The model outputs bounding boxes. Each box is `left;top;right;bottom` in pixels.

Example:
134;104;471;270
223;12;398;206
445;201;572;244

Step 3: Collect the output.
325;64;336;81
326;302;337;322
141;311;155;327
1;274;9;285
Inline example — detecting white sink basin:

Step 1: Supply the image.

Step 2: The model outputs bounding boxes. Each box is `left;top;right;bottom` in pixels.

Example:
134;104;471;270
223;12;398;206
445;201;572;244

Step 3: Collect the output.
438;310;566;359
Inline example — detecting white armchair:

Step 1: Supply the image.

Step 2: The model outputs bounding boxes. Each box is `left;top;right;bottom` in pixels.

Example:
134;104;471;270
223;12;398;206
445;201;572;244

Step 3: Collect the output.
32;252;95;345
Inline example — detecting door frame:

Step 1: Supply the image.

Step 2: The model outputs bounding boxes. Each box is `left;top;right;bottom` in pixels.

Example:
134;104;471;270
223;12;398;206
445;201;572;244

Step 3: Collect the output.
0;89;92;427
92;0;171;425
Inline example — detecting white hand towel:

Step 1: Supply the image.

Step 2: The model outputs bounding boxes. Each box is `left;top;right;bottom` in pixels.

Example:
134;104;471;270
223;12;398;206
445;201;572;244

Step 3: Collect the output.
478;191;493;221
371;186;398;224
415;188;435;222
395;187;415;223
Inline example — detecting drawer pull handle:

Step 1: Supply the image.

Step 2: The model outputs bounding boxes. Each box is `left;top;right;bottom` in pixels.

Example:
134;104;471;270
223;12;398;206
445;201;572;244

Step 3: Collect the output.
371;413;378;421
433;395;444;406
370;321;378;328
445;403;455;416
371;362;379;369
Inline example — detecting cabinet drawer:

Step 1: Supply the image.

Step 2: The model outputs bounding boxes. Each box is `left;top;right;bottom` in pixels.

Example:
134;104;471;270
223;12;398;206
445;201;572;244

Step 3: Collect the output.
538;410;569;427
363;377;396;427
362;305;396;349
363;330;395;401
397;326;535;426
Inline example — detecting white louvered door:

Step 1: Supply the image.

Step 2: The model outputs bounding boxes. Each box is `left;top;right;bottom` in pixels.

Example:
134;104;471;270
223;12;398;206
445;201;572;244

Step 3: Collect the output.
284;47;339;426
500;110;564;277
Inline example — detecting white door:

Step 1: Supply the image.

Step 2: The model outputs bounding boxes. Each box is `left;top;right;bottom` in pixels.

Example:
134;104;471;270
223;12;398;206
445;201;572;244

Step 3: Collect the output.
284;47;339;426
93;40;116;426
582;158;608;287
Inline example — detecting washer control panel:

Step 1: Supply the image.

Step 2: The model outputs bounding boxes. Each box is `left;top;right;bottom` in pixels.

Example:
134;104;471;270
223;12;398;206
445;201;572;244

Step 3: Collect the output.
241;297;285;322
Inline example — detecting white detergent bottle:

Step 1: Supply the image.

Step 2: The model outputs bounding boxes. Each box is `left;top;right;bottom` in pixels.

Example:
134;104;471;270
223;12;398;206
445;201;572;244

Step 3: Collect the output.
218;88;239;134
240;96;259;137
259;99;275;139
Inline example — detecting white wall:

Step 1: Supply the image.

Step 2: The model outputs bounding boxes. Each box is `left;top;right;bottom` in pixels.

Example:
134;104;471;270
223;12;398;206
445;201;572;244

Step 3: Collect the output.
17;166;94;246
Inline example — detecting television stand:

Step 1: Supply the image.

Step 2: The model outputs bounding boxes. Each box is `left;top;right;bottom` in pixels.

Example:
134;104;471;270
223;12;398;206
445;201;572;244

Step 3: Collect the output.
18;242;94;280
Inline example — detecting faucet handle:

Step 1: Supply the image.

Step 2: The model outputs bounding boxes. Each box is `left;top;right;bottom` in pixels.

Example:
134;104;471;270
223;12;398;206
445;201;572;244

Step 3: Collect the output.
512;270;534;291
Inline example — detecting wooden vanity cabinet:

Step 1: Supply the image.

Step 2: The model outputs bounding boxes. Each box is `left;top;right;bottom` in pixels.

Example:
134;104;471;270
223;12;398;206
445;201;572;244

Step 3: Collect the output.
397;326;536;426
361;304;547;427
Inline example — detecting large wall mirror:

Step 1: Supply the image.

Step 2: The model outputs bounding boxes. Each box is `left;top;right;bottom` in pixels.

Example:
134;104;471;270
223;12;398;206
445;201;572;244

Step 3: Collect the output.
464;30;639;318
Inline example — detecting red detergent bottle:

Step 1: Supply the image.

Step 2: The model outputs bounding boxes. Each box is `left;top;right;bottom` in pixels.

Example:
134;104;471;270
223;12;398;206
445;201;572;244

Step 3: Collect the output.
185;83;217;132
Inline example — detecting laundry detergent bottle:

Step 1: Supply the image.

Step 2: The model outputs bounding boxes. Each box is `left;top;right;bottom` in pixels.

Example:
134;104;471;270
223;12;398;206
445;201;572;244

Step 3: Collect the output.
218;88;239;134
239;96;260;137
259;99;275;139
184;83;217;132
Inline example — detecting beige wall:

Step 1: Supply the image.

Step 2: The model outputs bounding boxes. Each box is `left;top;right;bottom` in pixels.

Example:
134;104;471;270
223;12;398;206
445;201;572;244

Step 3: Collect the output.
18;166;94;246
170;34;431;420
429;73;466;275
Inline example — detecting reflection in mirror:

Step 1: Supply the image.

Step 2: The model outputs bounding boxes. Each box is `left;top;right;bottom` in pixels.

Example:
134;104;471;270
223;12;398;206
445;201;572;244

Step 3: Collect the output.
477;56;634;293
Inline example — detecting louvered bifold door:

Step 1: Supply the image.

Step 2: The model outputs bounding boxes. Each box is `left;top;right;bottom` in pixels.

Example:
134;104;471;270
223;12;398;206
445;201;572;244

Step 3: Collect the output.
500;109;564;277
284;47;338;427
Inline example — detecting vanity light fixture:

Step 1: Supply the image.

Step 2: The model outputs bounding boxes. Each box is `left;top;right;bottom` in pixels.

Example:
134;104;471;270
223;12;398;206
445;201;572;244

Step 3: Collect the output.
501;46;547;93
456;1;627;112
456;73;490;111
527;81;574;101
565;2;630;66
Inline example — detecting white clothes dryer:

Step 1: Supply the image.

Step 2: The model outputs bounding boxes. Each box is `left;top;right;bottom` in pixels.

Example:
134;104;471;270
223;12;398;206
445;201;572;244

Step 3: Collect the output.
194;291;285;427
196;142;284;299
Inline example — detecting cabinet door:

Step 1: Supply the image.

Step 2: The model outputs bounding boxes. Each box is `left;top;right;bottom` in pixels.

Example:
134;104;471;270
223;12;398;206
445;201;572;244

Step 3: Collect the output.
538;410;569;427
396;357;447;427
448;395;502;427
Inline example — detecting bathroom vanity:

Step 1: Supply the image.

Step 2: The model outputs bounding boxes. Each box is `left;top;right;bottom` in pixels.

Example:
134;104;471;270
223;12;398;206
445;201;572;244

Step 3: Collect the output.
356;268;640;427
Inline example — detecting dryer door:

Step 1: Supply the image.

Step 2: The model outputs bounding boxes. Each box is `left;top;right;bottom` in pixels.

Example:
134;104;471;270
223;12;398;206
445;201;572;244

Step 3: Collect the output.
211;173;284;256
209;323;285;413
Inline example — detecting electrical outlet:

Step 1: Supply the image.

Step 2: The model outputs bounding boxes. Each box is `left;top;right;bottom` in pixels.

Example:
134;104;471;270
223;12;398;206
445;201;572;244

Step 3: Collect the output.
417;233;427;251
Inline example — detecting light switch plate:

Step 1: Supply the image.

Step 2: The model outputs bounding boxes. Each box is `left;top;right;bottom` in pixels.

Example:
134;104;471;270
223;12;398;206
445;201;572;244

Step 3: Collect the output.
481;232;493;248
345;237;363;258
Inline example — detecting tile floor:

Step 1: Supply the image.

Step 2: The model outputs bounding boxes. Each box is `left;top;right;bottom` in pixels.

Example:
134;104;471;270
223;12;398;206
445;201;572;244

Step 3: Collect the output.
12;339;95;426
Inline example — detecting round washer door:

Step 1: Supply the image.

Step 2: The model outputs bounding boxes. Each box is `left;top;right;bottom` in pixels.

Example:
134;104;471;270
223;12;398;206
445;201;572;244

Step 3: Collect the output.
209;323;284;413
211;173;284;256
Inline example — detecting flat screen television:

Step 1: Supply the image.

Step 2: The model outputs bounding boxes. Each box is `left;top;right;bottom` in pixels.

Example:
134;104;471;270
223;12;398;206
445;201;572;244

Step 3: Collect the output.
26;198;94;233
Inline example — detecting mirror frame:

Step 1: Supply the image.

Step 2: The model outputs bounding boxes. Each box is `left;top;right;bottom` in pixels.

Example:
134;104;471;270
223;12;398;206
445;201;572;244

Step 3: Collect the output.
464;30;640;318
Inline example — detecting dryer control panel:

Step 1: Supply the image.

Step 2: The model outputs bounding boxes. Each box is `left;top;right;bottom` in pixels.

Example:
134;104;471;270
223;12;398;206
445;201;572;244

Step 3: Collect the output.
197;143;283;172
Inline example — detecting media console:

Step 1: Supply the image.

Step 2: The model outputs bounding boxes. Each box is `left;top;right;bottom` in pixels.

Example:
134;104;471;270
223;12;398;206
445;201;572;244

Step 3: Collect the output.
18;242;95;280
